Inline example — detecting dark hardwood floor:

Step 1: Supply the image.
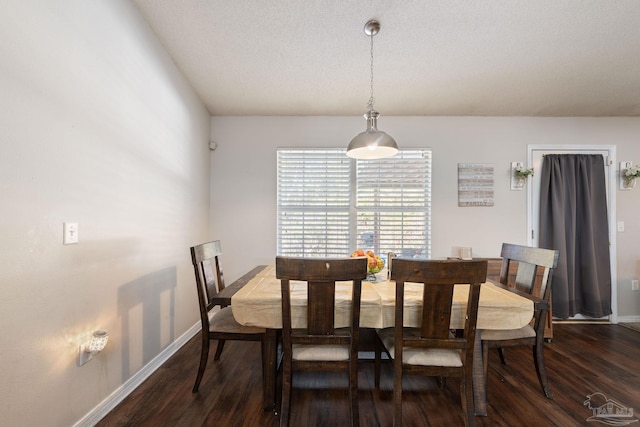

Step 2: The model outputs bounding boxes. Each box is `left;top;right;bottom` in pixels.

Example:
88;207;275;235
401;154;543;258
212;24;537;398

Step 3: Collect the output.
97;324;640;426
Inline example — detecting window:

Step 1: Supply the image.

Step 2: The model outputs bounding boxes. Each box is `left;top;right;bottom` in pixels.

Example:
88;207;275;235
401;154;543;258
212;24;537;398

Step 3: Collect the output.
277;148;431;259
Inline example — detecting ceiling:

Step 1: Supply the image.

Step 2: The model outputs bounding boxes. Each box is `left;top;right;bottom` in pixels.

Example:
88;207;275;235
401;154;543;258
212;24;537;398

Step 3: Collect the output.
132;0;640;117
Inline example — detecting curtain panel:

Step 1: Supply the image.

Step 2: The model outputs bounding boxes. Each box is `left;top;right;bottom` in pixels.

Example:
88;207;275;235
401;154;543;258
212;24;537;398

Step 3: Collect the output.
539;154;612;319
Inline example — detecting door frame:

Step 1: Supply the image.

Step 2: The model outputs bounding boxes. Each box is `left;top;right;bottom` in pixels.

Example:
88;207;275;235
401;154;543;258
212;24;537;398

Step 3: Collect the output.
527;144;618;323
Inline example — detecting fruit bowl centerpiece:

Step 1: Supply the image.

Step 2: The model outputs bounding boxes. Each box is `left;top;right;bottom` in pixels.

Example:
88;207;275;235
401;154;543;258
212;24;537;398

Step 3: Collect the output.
350;249;385;281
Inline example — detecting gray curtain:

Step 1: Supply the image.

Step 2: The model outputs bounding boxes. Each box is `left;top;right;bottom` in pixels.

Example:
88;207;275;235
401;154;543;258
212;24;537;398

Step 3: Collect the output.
539;154;612;319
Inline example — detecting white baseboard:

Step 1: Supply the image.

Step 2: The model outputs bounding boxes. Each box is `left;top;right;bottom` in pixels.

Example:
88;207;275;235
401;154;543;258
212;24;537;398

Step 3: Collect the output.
554;315;640;324
616;315;640;323
73;323;200;427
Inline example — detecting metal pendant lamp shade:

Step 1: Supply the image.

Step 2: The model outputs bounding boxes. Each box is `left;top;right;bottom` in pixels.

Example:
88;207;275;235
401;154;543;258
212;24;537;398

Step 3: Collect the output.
347;110;398;159
347;20;398;160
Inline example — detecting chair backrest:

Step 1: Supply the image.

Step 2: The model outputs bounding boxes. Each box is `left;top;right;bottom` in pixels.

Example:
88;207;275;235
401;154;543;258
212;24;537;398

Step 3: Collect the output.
499;243;559;300
390;259;487;358
276;256;368;345
190;240;226;325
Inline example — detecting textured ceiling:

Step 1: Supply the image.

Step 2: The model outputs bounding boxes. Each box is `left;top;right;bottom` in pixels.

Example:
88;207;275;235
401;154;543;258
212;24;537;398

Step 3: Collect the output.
132;0;640;117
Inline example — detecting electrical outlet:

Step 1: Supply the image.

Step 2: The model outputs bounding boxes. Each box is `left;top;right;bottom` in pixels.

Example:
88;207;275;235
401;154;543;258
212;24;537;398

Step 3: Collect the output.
632;280;639;291
78;342;93;366
617;221;625;232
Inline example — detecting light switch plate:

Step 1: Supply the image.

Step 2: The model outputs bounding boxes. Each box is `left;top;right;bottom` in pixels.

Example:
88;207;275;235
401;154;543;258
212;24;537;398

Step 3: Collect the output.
63;222;79;245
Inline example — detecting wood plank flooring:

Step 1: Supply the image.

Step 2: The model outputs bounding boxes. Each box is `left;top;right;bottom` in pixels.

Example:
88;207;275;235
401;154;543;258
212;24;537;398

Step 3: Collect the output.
97;324;640;426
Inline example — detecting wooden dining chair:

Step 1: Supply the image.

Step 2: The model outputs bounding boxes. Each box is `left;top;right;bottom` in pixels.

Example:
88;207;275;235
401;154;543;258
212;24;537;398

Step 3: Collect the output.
276;256;368;427
374;259;487;427
190;240;267;395
481;243;559;399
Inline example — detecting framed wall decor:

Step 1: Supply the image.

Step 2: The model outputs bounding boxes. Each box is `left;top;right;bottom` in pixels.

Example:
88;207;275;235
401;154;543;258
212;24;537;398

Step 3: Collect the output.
458;163;494;207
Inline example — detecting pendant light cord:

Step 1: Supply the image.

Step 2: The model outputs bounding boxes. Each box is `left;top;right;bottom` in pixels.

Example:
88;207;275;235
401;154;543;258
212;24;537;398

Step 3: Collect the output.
367;31;375;111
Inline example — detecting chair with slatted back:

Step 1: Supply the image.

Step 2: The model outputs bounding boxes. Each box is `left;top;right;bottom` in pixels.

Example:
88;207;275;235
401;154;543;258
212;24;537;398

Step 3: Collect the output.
374;259;487;427
276;256;368;427
190;240;266;395
481;243;559;399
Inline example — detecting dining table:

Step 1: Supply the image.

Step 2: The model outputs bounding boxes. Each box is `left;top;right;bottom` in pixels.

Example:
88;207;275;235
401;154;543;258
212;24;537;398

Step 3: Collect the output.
218;264;541;416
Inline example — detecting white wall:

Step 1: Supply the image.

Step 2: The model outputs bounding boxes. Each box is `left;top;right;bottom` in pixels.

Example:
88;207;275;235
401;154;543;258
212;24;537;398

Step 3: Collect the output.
211;116;640;318
0;1;210;426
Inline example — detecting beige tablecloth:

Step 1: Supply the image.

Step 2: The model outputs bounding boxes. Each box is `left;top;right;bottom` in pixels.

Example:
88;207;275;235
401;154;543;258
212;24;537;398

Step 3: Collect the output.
231;265;533;330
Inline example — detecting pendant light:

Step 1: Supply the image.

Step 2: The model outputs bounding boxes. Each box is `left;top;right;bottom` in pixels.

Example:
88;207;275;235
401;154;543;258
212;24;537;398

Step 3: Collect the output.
347;20;398;160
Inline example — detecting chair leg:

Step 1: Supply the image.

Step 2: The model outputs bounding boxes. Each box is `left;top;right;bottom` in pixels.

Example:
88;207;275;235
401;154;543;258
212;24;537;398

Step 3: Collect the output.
349;358;359;427
213;339;226;360
498;347;508;365
460;371;476;427
393;360;402;427
374;335;381;388
533;339;553;399
192;333;210;393
279;354;292;427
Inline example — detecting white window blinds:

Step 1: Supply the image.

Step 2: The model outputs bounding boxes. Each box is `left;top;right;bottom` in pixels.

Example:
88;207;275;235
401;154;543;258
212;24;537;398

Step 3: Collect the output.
277;149;431;258
356;150;431;258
